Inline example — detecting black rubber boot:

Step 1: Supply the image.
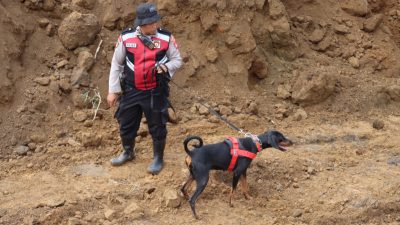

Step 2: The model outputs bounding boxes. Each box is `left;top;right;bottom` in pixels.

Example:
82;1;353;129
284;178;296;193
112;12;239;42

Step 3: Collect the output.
111;139;135;166
147;139;166;174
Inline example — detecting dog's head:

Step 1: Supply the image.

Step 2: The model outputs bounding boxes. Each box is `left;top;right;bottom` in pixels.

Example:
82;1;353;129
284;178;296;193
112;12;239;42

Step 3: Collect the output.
260;130;293;151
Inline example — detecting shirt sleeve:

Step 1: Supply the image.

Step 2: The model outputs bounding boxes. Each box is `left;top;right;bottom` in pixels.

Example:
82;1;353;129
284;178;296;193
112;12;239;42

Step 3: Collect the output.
165;35;183;78
108;35;126;94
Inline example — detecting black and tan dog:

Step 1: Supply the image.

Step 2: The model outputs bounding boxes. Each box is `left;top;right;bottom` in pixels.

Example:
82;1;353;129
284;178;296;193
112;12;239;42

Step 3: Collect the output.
181;130;293;219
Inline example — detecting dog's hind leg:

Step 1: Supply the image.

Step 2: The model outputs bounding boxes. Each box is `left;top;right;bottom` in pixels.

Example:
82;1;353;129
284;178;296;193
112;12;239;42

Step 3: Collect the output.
189;172;209;219
239;170;251;200
181;175;194;200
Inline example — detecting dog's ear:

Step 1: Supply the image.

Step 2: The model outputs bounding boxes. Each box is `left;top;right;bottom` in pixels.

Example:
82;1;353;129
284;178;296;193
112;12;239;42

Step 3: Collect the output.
267;132;280;149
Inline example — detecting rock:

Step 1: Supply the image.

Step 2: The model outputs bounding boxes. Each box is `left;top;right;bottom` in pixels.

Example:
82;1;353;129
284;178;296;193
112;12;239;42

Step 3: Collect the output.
308;28;325;43
276;84;291;99
349;57;360;68
378;85;400;102
123;201;143;219
246;102;258;115
73;111;87;122
249;53;269;79
372;120;384;130
339;0;369;17
292;209;303;217
104;209;115;220
59;80;72;94
219;105;232;116
58;12;101;50
387;156;400;166
77;50;94;71
334;24;350;34
291;69;337;106
163;188;181;208
80;132;102;147
363;14;384;32
72;0;96;10
56;59;69;69
293;108;308;121
34;77;51;86
157;0;179;15
205;48;218;63
200;9;218;31
15;146;29;156
71;67;90;87
30;134;46;143
0;76;15;104
198;105;210;115
38;18;50;28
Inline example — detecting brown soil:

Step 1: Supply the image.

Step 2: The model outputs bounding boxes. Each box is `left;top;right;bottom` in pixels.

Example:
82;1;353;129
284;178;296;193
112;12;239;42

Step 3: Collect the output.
1;0;400;225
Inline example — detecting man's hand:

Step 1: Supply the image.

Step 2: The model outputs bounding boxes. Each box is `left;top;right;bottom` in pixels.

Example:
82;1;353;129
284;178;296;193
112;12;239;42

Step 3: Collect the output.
107;93;120;107
156;64;168;74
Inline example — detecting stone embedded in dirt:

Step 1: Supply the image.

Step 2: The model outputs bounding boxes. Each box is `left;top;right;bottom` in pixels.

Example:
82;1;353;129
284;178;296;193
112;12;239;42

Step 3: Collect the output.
339;0;369;17
163;188;181;208
157;0;179;15
34;77;51;86
205;48;218;63
56;59;69;69
387;156;400;166
198;105;210;116
30;134;46;143
219;105;232;116
71;67;90;87
38;18;50;28
276;84;291;99
291;69;337;106
14;146;29;156
72;0;96;10
104;209;115;220
292;209;303;217
293;108;308;121
77;50;94;71
123;201;143;219
308;28;326;43
58;11;101;50
378;85;400;102
249;48;268;79
372;119;384;130
80;132;102;147
245;102;258;115
348;57;360;68
334;24;350;34
200;9;219;31
73;110;87;122
59;80;72;94
363;14;384;33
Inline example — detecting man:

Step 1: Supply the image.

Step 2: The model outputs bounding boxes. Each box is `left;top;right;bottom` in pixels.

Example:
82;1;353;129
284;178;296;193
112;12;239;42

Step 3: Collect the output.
107;3;183;174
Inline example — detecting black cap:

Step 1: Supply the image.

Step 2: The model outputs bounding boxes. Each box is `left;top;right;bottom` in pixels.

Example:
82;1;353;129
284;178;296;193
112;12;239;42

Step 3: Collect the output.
134;3;161;27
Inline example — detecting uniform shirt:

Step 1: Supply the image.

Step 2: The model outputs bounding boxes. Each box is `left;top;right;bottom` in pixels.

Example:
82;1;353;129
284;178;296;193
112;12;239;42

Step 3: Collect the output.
109;27;183;93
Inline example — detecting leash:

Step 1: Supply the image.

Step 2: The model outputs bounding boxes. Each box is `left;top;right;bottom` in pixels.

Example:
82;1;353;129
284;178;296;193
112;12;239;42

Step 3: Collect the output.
169;79;261;143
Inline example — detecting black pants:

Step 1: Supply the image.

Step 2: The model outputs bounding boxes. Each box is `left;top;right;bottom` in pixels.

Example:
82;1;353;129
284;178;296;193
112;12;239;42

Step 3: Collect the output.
115;88;169;145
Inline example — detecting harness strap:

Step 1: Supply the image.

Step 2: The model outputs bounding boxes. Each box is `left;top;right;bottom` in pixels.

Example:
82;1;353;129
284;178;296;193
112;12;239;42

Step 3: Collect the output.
227;137;257;172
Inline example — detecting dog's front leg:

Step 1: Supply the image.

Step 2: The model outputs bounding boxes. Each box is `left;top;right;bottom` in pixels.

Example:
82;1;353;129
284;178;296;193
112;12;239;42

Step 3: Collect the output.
229;173;241;207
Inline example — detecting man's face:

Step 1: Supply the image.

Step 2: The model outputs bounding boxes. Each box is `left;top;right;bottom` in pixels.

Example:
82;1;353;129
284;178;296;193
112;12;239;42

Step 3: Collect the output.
140;22;159;35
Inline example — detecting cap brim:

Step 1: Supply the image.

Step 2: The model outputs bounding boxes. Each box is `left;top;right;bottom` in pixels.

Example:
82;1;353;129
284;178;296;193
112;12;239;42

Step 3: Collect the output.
135;14;161;27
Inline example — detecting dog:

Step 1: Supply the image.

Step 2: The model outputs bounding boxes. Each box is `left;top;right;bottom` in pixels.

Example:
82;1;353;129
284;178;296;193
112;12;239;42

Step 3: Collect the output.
181;130;293;219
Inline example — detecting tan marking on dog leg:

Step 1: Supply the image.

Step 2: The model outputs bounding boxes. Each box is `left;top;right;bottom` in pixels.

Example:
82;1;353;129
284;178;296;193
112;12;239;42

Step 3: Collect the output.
229;188;234;207
240;175;251;200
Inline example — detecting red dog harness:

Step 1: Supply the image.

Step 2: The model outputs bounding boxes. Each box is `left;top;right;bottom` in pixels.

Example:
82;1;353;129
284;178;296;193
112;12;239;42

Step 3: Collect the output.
227;137;262;172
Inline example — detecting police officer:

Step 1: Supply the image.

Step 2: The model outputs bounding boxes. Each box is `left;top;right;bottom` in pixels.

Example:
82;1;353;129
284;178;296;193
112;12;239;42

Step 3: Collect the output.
107;3;183;174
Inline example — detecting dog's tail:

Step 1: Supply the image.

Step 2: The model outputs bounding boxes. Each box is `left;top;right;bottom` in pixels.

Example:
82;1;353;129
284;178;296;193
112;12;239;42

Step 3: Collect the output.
184;136;203;156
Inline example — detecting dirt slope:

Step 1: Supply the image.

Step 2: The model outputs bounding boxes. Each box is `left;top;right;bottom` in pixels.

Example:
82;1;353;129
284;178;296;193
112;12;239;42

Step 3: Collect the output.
1;0;400;224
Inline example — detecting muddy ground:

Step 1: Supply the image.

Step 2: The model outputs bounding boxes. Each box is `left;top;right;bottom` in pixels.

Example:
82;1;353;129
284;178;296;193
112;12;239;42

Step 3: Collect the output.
1;0;400;224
